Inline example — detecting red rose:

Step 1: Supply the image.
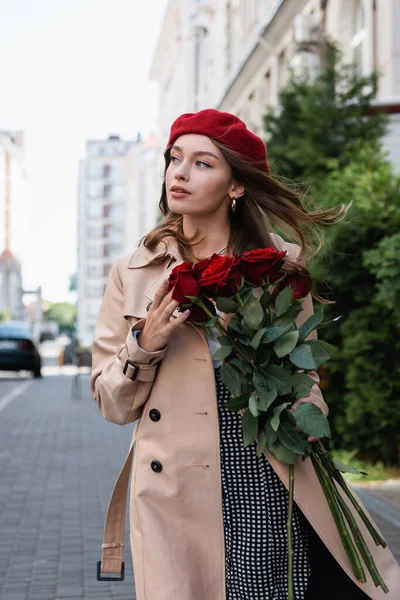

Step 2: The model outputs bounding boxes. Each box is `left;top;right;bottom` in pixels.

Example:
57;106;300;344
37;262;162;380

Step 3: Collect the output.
199;254;242;298
285;270;312;300
238;247;287;286
168;262;201;303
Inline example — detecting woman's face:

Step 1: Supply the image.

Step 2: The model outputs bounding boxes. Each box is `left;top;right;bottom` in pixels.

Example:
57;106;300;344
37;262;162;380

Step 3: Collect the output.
165;134;242;216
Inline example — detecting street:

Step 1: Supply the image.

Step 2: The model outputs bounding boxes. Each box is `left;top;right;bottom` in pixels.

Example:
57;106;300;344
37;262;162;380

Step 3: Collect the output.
0;358;399;600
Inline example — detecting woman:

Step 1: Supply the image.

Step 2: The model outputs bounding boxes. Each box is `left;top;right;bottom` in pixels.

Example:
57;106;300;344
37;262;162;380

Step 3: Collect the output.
91;109;399;599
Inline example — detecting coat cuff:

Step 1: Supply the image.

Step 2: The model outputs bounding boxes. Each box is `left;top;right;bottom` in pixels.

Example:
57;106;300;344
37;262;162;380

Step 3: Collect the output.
125;319;167;365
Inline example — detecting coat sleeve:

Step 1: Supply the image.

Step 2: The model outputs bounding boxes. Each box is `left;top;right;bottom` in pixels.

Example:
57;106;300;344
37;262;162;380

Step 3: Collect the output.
279;237;329;417
91;260;167;425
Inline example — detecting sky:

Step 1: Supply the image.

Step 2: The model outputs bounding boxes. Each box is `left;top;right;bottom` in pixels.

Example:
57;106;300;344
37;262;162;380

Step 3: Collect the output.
0;0;168;302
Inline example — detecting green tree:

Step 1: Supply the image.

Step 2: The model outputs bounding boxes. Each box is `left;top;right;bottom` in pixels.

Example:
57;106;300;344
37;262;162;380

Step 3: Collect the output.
263;45;400;463
44;302;77;333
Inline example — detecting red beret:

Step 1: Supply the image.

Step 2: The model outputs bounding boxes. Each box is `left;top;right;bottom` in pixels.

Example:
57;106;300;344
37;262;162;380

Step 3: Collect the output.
167;108;270;174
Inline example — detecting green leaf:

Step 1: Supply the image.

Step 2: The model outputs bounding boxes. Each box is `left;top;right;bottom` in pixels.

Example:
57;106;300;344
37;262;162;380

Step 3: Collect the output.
291;373;315;400
277;421;307;455
249;394;260;417
224;393;251;411
292;403;331;438
265;365;292;395
273;330;299;358
250;327;267;349
298;309;324;341
227;318;246;335
257;390;277;411
333;459;368;476
243;295;264;330
271;402;290;431
253;369;273;395
220;363;242;396
216;297;239;314
256;430;267;456
264;421;278;446
260;292;274;309
205;316;218;328
274;304;303;326
217;336;232;347
212;345;233;361
289;342;330;370
229;357;252;374
269;441;297;465
261;322;294;344
314;339;338;355
242;410;258;447
275;286;292;317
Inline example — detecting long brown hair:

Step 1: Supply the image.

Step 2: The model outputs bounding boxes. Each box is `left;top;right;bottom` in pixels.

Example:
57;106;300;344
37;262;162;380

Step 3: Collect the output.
141;141;349;301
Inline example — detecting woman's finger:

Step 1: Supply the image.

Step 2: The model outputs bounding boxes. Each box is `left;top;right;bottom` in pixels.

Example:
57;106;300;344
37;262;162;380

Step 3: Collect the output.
151;280;170;310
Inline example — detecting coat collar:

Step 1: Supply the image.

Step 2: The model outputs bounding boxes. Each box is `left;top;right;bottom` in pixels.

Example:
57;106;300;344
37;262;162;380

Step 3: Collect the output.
127;236;182;269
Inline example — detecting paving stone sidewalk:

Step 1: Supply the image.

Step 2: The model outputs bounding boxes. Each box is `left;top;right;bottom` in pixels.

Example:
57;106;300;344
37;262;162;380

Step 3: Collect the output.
0;374;135;600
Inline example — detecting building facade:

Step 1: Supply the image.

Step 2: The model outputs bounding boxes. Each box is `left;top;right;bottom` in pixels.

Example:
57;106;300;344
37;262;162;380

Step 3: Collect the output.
0;130;27;320
151;0;400;167
76;135;136;343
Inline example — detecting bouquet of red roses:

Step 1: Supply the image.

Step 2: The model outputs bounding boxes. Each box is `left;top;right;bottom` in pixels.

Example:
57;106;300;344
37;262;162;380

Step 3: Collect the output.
168;247;388;598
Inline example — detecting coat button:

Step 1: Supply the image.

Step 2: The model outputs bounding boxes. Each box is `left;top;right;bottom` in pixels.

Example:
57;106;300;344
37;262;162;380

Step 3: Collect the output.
149;409;161;422
151;460;162;473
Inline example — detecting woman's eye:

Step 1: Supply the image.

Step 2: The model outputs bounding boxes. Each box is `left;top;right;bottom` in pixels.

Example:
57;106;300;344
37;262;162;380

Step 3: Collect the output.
170;156;180;163
196;161;211;168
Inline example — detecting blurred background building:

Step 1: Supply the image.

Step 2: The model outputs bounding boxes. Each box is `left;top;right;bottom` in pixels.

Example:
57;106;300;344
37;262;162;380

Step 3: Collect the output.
0;130;28;321
77;135;136;341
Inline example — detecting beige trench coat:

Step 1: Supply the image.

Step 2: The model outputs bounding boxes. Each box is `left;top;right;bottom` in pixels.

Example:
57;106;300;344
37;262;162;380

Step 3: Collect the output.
91;234;400;600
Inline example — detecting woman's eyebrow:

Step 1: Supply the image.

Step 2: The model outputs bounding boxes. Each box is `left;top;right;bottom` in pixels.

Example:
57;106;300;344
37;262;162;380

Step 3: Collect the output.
172;145;219;160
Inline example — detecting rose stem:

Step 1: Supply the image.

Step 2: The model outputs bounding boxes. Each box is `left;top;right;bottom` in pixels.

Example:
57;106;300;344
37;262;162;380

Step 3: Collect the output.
314;442;387;548
287;464;295;600
311;453;366;582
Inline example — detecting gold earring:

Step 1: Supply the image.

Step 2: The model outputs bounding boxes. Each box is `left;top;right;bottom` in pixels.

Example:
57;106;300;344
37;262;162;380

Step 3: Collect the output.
230;197;236;212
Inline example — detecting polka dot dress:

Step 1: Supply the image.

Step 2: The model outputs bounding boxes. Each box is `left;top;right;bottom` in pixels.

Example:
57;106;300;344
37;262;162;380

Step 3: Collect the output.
215;366;310;600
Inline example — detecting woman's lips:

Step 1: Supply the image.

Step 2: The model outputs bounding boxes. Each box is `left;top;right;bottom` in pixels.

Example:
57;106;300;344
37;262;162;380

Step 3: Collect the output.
170;190;191;198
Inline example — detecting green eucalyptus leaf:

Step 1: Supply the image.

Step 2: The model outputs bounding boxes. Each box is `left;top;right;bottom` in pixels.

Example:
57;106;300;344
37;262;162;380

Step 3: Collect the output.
220;363;242;396
275;286;293;317
292;403;331;438
257;390;277;411
298;309;324;341
269;441;297;465
273;330;299;358
242;410;258;447
256;430;267;456
291;373;315;400
250;327;267;349
249;394;260;417
224;393;251;411
265;365;292;395
260;292;274;309
314;339;338;355
212;345;233;361
216;297;239;314
205;316;218;328
243;295;264;330
289;342;330;370
277;421;307;455
271;402;290;432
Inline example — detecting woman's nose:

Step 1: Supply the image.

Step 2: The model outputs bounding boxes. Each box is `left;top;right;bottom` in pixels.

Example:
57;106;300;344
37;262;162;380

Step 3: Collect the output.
174;163;189;181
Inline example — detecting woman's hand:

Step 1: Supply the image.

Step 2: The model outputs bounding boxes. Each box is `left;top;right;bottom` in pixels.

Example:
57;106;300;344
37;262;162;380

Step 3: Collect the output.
138;280;191;353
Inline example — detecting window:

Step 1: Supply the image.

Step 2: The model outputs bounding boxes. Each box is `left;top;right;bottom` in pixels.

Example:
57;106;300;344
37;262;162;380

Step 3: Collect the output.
103;164;111;178
350;0;367;75
87;245;101;258
87;181;103;198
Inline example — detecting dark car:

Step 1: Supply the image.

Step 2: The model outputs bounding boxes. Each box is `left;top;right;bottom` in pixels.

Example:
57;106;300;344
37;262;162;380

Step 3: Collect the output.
0;321;42;378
